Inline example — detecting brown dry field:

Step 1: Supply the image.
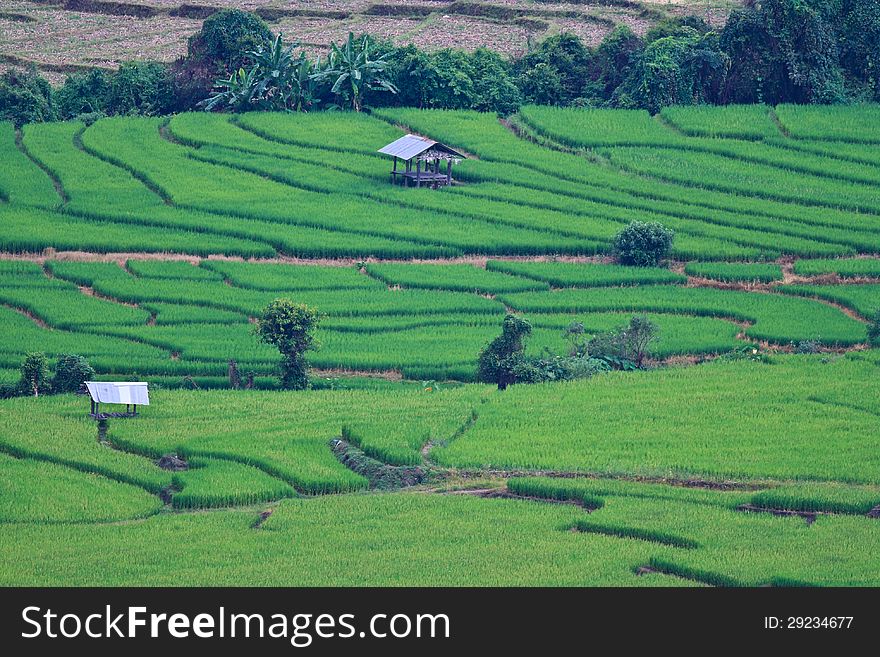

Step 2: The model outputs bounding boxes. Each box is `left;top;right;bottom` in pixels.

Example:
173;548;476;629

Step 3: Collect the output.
0;0;742;82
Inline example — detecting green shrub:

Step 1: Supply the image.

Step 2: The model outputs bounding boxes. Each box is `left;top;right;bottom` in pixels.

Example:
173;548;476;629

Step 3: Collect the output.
188;9;272;73
612;221;674;267
0;68;55;127
52;354;95;393
587;315;659;369
55;69;110;119
477;314;532;389
19;352;50;397
106;61;175;116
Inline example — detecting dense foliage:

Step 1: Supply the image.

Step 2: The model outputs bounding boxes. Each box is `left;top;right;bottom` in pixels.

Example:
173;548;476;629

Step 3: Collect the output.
52;354;95;394
0;69;55;127
613;221;675;267
255;299;321;389
4;1;877;125
477;314;533;389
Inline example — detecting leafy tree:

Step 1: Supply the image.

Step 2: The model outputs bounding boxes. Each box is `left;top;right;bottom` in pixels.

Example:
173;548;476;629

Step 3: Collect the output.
105;61;175;116
188;9;272;73
55;69;110;119
613;221;675;266
592;25;644;100
614;28;728;112
52;354;95;394
469;48;522;115
19;352;50;397
518;62;566;105
254;300;321;390
515;33;593;105
837;0;880;100
720;0;845;104
312;32;397;111
477;314;533;390
0;68;55;127
383;45;442;108
429;50;477;109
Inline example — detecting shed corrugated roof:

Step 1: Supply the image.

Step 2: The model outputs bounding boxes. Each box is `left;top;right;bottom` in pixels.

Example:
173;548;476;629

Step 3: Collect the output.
378;134;466;160
85;381;150;405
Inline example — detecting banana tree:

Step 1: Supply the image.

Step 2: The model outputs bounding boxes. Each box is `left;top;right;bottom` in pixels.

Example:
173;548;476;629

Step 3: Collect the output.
249;34;298;109
311;32;397;111
200;66;260;112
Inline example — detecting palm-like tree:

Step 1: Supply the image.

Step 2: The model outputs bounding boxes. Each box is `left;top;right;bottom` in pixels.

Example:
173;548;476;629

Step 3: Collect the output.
312;33;397;111
200;67;259;112
249;34;298;107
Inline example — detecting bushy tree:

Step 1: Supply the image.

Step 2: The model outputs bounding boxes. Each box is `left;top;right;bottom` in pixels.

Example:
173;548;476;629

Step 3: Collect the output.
55;69;110;119
19;352;50;397
188;9;272;73
105;61;175;116
469;49;522;116
515;33;592;105
720;0;846;104
477;314;532;389
612;221;674;266
592;26;644;100
0;68;55;127
837;0;880;100
614;28;728;112
382;44;441;108
254;300;321;390
52;354;95;393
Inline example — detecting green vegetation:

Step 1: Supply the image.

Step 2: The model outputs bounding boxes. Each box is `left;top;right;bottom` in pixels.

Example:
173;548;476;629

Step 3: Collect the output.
254;299;321;390
0;453;161;523
612;221;675;267
659;105;780;140
685;262;783;283
486;261;685;287
435;357;880;484
365;263;547;294
794;258;880;279
780;284;880;318
1;101;879;588
499;285;865;345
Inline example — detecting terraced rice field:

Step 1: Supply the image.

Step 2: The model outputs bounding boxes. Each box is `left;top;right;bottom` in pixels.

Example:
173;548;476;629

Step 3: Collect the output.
1;103;879;587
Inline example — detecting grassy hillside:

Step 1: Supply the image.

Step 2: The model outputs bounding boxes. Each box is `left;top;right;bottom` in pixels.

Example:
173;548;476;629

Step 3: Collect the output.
1;103;878;586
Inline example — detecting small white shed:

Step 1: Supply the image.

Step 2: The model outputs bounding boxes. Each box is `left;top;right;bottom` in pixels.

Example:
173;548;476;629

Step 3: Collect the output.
85;381;149;418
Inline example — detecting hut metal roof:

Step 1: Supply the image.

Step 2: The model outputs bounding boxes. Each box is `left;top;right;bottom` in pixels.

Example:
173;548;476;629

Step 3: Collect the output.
378;134;466;161
85;381;150;405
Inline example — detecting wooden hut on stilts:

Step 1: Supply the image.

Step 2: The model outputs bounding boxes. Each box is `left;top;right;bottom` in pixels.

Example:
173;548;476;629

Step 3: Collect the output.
378;134;466;188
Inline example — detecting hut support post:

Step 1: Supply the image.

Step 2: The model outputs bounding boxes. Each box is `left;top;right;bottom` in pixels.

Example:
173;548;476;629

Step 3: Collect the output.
391;156;397;183
416;160;421;188
447;159;452;184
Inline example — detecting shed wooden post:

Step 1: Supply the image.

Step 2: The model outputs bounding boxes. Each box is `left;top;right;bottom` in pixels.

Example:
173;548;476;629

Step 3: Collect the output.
416;160;421;187
391;156;397;183
447;159;452;184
